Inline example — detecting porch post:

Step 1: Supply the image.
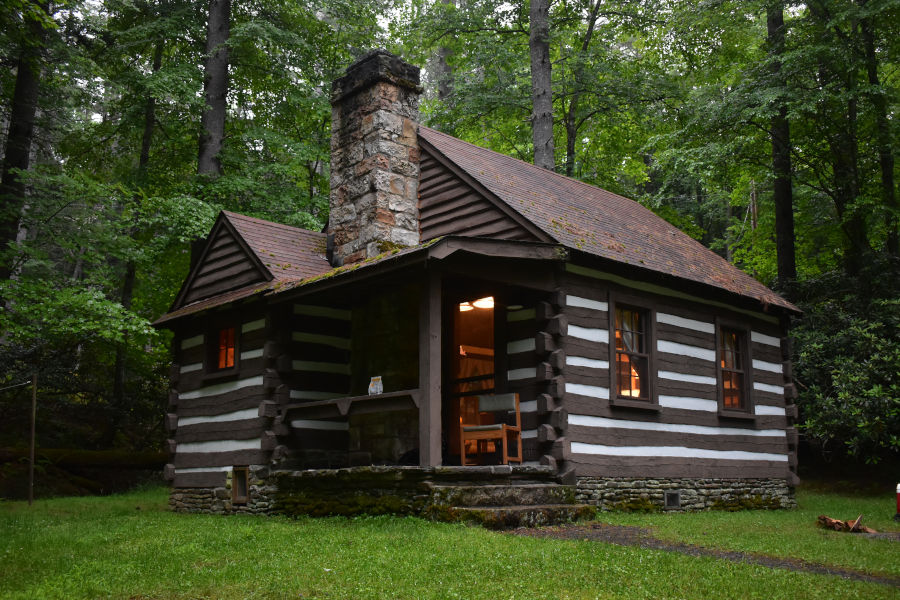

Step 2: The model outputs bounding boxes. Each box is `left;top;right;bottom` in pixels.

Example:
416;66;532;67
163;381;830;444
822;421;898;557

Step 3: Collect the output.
418;270;442;466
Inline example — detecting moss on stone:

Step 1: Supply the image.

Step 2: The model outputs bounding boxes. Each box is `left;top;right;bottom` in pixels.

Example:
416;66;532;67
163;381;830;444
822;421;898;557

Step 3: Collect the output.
609;497;661;513
375;240;408;253
275;491;420;518
710;495;784;512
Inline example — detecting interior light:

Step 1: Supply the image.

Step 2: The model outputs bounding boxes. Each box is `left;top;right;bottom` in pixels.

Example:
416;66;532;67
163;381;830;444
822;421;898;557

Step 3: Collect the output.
472;296;494;309
459;302;473;312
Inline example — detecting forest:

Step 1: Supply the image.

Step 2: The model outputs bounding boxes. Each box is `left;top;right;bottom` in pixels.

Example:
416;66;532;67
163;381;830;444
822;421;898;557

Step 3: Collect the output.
0;0;897;479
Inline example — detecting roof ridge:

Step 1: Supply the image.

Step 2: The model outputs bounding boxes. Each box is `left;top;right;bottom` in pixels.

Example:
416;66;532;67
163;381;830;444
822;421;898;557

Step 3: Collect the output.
222;210;326;237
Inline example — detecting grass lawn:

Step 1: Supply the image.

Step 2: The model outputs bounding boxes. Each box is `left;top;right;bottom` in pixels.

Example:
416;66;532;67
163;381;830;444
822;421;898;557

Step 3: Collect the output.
0;486;896;599
599;483;900;579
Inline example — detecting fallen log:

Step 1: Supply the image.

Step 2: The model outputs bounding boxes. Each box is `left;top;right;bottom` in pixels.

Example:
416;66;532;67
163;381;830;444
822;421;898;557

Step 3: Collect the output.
816;514;877;534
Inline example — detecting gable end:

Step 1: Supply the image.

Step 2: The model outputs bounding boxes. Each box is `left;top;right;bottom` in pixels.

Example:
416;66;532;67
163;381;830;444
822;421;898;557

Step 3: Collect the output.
174;218;271;309
418;139;550;244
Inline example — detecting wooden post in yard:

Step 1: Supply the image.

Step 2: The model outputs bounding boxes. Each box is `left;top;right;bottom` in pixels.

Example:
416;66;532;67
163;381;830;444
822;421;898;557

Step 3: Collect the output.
28;372;36;506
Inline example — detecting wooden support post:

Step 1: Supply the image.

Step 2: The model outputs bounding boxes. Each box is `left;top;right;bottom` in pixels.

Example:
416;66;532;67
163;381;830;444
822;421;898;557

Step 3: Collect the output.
418;271;442;467
28;372;36;507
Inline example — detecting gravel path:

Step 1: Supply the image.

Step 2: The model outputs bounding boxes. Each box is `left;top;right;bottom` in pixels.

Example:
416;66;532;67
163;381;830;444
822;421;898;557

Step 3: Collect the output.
509;522;900;588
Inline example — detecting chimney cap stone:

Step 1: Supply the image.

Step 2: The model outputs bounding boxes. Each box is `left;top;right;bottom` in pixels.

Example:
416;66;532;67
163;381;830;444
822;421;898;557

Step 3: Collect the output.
331;49;422;104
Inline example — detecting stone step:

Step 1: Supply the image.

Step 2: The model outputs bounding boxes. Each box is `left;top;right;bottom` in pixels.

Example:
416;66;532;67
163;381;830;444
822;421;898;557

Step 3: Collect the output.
430;483;576;508
442;504;596;529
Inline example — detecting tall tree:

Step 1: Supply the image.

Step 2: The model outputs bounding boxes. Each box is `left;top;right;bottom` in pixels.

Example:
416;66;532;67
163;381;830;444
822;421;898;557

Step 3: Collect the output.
0;1;48;282
529;0;554;170
561;0;601;177
198;0;230;177
858;1;897;255
766;1;797;287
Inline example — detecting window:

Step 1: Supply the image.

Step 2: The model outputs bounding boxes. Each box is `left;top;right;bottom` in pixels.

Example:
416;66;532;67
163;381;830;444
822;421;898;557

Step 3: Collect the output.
217;326;236;370
232;466;249;504
613;306;650;401
718;326;750;411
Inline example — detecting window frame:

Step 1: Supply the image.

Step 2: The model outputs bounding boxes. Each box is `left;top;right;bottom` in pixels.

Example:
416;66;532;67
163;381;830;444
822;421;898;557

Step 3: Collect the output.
715;319;755;419
608;294;658;409
231;466;249;505
206;319;240;376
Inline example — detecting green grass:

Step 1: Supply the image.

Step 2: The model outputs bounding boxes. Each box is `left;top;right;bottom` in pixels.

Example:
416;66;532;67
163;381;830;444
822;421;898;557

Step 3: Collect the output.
599;485;900;579
0;486;897;599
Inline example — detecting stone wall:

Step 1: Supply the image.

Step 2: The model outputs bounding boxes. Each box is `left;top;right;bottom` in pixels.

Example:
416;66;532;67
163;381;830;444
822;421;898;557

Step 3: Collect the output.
576;477;796;511
169;466;275;515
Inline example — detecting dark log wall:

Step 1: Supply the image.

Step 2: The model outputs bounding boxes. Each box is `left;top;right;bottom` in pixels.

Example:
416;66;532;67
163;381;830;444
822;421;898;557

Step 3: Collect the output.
418;148;538;242
274;303;353;467
349;285;419;395
166;308;277;488
557;264;798;482
504;305;541;461
182;223;266;305
504;296;570;465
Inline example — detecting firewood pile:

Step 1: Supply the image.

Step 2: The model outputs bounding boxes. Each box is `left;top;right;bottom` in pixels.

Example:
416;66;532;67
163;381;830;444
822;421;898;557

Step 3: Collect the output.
816;514;877;533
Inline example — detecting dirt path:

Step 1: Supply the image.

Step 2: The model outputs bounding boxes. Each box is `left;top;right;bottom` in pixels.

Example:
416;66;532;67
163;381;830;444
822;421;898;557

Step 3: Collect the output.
509;522;900;588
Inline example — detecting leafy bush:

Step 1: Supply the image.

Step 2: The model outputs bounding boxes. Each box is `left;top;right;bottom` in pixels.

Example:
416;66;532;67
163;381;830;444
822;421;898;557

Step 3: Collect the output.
792;259;900;463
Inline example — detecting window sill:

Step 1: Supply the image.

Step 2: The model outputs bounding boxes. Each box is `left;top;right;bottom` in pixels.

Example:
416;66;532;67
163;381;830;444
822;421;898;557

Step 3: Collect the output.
202;367;240;384
610;398;660;412
718;409;756;421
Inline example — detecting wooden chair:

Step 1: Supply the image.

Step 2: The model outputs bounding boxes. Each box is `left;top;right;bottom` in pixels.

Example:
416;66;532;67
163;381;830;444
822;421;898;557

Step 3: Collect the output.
459;393;522;466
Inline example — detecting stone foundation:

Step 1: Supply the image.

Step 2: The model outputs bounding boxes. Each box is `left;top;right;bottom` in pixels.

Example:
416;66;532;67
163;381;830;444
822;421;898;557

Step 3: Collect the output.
169;466;275;515
576;477;796;511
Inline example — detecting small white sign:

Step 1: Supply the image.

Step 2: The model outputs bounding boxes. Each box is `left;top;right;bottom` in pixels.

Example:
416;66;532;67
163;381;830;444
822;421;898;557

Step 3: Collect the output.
368;376;383;395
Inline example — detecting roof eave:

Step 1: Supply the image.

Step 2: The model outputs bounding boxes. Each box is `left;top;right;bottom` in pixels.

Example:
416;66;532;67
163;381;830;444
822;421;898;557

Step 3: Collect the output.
568;248;801;319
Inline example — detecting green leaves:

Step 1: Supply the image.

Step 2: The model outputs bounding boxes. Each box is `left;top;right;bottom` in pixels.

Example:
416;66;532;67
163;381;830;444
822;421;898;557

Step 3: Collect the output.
793;269;900;463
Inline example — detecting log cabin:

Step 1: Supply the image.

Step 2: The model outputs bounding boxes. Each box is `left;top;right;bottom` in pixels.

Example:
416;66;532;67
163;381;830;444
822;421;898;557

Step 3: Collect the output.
155;51;800;522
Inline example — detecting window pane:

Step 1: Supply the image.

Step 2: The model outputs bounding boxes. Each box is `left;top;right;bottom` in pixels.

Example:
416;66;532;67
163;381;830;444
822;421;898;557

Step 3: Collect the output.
615;306;649;400
615;308;644;352
721;330;742;370
723;371;744;409
218;327;236;369
616;353;649;400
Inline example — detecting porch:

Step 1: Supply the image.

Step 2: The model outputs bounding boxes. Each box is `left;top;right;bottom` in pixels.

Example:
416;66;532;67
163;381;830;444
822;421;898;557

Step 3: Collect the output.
268;241;567;473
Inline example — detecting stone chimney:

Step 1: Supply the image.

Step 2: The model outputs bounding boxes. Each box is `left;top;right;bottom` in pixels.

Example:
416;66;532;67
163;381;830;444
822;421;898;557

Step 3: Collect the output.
328;50;423;265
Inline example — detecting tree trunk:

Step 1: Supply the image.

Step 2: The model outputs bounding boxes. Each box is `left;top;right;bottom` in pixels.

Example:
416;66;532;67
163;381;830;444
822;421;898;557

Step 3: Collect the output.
564;0;602;177
830;79;869;274
112;261;136;406
113;39;164;409
198;0;230;177
0;2;48;282
434;0;456;102
529;0;554;171
860;15;897;255
767;2;797;287
138;41;164;183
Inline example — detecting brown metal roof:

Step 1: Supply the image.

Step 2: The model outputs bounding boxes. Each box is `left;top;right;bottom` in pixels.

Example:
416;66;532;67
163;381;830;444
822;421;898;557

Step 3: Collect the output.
222;211;331;281
418;126;797;313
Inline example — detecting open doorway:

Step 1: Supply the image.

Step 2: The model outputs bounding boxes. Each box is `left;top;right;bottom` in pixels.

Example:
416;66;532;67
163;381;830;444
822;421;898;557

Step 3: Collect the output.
448;296;495;463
